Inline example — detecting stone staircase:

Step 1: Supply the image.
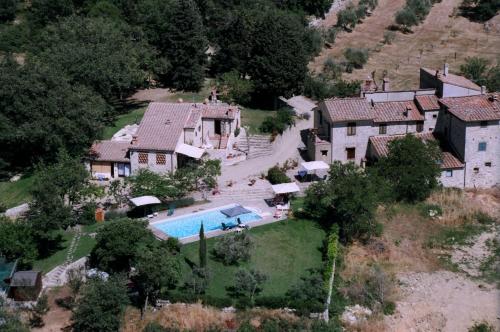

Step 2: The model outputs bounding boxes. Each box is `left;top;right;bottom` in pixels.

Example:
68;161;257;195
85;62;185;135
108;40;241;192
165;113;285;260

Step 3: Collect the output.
237;134;274;160
210;135;229;149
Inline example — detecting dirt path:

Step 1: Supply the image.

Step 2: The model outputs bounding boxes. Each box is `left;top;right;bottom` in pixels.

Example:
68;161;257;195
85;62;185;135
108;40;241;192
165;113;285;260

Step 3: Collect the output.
385;271;500;332
310;0;406;72
343;0;500;89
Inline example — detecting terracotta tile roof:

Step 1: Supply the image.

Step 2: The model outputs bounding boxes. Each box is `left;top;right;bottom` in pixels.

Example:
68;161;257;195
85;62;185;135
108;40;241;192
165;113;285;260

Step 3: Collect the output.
369;133;464;169
131;103;192;151
415;95;440;111
372;101;424;123
421;68;481;90
321;98;373;122
321;98;424;123
440;94;500;122
90;140;130;162
201;103;237;119
185;108;202;129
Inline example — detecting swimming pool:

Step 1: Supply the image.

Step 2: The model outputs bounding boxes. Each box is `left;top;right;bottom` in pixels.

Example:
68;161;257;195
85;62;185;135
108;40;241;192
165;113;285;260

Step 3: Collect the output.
151;205;262;239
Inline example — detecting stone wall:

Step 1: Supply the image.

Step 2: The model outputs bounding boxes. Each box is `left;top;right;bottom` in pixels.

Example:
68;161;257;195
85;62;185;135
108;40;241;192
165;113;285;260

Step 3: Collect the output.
130;150;176;174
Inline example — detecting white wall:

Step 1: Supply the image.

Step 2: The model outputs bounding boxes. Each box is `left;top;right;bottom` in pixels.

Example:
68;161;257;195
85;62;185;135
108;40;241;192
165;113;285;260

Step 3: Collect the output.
440;168;465;188
442;83;482;98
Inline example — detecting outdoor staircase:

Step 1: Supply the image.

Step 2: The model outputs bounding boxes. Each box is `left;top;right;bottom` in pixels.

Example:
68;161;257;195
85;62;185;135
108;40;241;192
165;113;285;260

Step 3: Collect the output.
211;186;274;202
237;134;274;160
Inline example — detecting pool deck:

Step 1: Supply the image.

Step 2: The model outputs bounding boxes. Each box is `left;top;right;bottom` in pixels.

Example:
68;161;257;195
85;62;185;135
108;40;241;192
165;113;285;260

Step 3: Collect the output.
147;198;280;244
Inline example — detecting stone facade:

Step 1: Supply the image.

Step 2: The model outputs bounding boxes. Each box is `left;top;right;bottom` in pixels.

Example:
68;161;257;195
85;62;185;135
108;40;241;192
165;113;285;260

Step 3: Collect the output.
307;64;500;189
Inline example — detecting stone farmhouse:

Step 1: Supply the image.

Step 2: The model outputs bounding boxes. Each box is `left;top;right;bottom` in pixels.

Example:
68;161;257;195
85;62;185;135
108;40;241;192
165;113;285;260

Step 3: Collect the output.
87;102;241;179
306;64;500;188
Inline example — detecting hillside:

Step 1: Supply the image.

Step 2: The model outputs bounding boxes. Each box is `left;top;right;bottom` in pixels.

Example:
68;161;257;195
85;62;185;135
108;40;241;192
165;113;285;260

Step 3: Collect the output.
312;0;500;89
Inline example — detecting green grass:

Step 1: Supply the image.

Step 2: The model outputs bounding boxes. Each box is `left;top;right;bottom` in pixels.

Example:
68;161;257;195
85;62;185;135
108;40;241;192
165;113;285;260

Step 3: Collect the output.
102;107;147;139
241;108;277;134
33;225;98;274
0;175;35;209
179;219;325;297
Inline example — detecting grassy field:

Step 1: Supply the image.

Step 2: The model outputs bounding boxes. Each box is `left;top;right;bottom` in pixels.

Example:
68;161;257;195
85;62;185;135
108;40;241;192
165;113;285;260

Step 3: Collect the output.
241;108;277;134
179;218;325;297
312;0;500;90
0;175;35;209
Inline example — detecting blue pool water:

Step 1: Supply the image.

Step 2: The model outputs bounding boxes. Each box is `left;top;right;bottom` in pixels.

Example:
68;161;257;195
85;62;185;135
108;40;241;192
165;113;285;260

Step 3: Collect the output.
152;206;262;239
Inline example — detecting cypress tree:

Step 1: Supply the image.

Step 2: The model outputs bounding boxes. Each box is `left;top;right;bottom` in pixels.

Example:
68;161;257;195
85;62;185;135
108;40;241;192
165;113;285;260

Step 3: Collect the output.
199;223;207;268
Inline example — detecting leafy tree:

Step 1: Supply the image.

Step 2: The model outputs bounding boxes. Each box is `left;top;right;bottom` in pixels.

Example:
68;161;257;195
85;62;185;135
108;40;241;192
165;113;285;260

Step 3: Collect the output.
133;245;181;312
0;0;18;23
72;276;129;332
217;71;254;105
247;9;310;102
233;269;267;301
276;0;333;17
374;134;441;202
90;218;156;273
35;16;155;105
395;7;419;30
0;216;37;268
87;0;123;21
486;65;500;92
29;0;74;27
304;162;380;242
199;223;207;268
360;0;378;10
461;0;500;21
344;48;369;69
460;57;490;86
260;108;295;134
185;266;210;295
128;169;189;201
337;5;358;30
286;271;326;313
161;0;207;90
0;57;107;171
212;232;253;265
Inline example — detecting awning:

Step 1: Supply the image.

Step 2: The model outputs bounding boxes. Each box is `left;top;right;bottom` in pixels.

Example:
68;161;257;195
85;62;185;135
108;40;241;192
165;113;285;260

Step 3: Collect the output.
175;143;205;159
300;161;329;172
220;205;252;217
272;182;300;195
130;196;161;207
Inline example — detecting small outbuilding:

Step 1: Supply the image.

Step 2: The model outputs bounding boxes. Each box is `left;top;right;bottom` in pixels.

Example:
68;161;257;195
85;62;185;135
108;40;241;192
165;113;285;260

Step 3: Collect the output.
7;271;42;301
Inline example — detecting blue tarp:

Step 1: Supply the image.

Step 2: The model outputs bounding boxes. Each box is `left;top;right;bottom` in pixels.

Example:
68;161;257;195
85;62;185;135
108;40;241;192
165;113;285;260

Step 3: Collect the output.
220;205;252;218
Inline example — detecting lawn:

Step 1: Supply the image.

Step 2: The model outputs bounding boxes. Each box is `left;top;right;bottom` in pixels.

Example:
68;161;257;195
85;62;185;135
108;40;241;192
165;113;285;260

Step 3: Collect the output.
241;108;277;134
102;107;147;139
33;225;99;274
179;218;325;297
0;175;35;209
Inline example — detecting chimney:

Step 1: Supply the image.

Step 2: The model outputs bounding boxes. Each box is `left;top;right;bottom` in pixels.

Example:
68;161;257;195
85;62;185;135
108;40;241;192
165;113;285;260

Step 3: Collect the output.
443;63;449;76
177;98;184;103
481;86;487;94
131;135;138;145
382;77;390;92
403;105;411;117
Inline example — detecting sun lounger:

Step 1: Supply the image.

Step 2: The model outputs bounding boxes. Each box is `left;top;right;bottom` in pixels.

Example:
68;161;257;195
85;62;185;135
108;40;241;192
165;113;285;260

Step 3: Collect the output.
221;222;238;231
167;206;175;216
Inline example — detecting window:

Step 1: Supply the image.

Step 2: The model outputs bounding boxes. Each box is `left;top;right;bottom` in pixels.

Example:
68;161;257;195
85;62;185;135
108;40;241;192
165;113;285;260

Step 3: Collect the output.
432;114;437;119
346;148;356;160
138;152;148;164
480;121;488;128
478;142;487;151
429;128;434;131
321;150;328;156
156;153;166;165
347;122;356;136
446;170;453;177
473;167;479;174
416;121;424;133
319;111;323;125
379;123;387;135
485;162;492;167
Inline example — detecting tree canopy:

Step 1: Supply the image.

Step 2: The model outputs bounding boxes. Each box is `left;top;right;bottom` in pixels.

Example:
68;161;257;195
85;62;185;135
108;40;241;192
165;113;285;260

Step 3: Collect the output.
373;134;442;202
0;0;18;23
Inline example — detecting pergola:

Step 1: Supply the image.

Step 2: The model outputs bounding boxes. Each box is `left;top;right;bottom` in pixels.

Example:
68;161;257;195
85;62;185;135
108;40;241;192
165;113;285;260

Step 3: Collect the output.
271;182;300;195
299;161;329;181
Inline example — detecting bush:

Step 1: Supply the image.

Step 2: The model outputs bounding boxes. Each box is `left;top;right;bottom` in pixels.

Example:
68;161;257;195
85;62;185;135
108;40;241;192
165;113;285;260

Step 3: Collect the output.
212;232;253;265
468;321;496;332
78;202;98;225
383;301;396;315
323;57;343;80
383;31;396;44
202;296;232;308
337;5;358;30
395;7;419;29
474;211;496;224
104;209;127;220
234;127;240;137
267;166;291;185
344;48;369;69
324;27;339;44
55;296;74;310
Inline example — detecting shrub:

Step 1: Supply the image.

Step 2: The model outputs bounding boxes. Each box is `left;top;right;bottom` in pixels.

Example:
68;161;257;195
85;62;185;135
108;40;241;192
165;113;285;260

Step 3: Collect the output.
383;301;396;315
468;321;496;332
324;27;339;44
344;48;369;69
234;127;240;137
360;0;379;10
254;296;289;309
217;70;254;105
55;296;74;310
460;57;489;85
395;7;419;30
323;57;343;80
337;5;358;30
212;232;253;265
383;30;396;44
474;211;496;224
267;166;291;185
286;271;326;315
260;108;294;134
202;296;232;308
78;202;98;225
